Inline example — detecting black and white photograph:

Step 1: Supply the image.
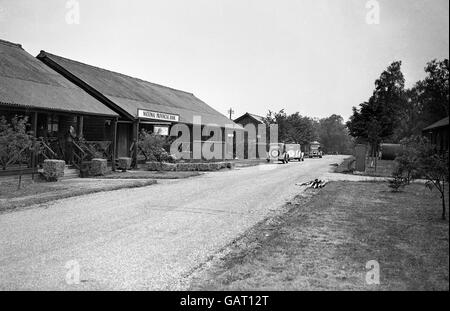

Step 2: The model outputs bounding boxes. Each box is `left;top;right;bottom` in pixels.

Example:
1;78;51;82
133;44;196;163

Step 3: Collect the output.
0;0;448;300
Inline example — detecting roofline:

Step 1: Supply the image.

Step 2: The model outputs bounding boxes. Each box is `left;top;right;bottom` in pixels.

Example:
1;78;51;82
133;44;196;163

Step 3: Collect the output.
234;112;264;124
37;51;135;120
423;124;449;131
422;117;450;131
0;39;23;50
38;50;196;96
0;101;118;118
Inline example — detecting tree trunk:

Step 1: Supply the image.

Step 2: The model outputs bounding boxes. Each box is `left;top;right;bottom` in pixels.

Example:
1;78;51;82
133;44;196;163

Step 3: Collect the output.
18;161;22;190
441;179;447;221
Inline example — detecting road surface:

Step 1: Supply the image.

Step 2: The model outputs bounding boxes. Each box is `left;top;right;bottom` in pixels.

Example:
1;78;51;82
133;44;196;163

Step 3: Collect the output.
0;156;347;290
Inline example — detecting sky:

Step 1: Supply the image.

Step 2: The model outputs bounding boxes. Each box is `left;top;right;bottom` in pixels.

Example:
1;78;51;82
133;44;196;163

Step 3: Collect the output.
0;0;448;121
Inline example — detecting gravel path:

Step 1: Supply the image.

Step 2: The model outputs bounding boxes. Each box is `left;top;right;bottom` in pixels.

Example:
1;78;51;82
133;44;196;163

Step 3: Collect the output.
0;156;347;290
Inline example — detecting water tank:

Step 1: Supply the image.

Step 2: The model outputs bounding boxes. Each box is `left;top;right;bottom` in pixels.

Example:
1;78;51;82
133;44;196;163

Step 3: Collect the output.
380;144;403;160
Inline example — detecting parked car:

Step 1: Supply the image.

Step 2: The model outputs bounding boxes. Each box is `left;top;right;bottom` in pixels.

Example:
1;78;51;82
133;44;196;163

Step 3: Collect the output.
267;143;290;164
285;144;304;161
304;141;323;158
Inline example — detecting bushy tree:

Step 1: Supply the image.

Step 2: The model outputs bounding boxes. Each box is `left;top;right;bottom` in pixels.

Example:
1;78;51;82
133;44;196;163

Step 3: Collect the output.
417;148;449;220
263;110;317;145
416;59;449;125
318;114;353;154
138;129;175;162
0;115;35;189
393;135;449;220
392;59;449;142
347;61;406;148
394;135;428;184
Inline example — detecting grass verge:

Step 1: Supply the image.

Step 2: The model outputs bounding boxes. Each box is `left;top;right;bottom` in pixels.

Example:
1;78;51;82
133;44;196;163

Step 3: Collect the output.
186;181;449;291
0;178;157;214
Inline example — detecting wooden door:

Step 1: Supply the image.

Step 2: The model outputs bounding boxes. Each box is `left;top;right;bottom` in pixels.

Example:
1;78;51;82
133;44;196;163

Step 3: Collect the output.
117;123;130;157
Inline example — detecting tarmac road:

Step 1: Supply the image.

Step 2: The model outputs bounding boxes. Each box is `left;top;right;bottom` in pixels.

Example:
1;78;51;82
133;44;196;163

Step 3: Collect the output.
0;155;347;290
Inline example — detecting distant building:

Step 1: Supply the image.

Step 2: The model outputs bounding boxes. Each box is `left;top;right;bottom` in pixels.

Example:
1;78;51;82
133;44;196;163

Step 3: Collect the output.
234;113;265;128
234;113;266;159
423;117;449;153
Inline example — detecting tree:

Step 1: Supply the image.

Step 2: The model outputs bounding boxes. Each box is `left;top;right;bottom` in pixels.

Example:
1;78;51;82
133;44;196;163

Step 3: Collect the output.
417;146;449;221
0;115;35;189
318;114;353;154
394;135;427;184
263;110;317;145
391;87;425;142
347;61;407;169
416;59;449;125
286;113;318;145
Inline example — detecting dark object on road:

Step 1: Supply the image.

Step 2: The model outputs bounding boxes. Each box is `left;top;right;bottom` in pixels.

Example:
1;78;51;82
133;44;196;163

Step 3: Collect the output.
297;179;328;189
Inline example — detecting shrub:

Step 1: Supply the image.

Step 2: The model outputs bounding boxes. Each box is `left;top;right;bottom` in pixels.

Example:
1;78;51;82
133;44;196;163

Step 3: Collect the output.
138;129;175;163
388;168;407;192
42;159;65;182
418;150;449;220
0;115;37;189
394;135;427;184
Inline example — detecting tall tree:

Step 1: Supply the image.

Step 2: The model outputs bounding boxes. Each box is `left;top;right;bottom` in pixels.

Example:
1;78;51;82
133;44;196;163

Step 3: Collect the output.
347;61;406;152
416;59;449;125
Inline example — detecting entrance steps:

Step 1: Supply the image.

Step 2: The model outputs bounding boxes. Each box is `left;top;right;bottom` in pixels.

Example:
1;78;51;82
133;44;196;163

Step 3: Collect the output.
61;165;79;180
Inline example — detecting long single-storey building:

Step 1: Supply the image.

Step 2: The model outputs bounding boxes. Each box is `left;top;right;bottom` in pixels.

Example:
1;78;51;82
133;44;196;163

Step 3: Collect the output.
36;51;240;165
0;39;119;174
1;38;241;175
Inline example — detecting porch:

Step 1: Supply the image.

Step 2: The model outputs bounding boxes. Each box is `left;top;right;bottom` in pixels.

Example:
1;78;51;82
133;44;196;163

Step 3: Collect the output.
0;106;118;176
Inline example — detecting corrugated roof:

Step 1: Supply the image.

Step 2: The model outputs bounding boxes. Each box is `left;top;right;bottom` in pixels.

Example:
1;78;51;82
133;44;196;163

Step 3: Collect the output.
37;51;238;127
0;39;118;117
423;117;449;131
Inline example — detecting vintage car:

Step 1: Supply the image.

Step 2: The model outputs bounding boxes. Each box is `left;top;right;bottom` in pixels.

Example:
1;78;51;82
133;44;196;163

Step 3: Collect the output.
306;141;323;158
285;144;304;161
266;143;290;164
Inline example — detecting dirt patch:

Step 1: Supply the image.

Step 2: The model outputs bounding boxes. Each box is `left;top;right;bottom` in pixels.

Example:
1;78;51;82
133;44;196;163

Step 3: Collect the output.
186;181;449;291
0;177;157;214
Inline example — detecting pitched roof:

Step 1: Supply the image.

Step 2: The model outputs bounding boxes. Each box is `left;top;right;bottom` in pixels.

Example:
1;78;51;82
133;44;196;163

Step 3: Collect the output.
423;117;449;131
0;39;117;117
37;51;237;127
234;112;266;124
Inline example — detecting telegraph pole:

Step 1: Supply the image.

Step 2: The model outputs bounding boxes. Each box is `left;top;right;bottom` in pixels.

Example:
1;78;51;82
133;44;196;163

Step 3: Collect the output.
228;108;235;120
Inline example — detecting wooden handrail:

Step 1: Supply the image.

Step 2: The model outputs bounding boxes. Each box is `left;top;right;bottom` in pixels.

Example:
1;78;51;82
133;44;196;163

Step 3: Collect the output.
40;140;58;158
72;140;86;157
129;141;136;154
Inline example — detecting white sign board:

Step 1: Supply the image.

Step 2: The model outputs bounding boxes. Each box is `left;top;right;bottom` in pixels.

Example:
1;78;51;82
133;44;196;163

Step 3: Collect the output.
154;126;169;136
138;109;180;122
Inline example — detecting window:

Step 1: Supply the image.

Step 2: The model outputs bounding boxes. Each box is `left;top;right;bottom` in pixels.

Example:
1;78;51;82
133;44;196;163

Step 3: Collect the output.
154;126;169;136
47;115;59;134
